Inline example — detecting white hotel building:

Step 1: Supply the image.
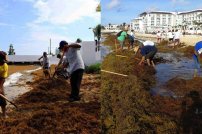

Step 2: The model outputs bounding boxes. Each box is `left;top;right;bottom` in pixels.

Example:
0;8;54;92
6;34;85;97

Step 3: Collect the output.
131;9;202;34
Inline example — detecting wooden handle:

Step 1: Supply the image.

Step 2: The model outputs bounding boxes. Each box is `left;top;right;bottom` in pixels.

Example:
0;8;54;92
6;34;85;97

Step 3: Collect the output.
0;94;18;108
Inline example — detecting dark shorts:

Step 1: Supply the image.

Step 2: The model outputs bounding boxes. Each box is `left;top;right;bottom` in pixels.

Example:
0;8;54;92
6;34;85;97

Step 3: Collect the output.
145;49;157;60
0;78;6;106
169;38;173;41
0;96;6;106
43;66;49;70
175;39;180;42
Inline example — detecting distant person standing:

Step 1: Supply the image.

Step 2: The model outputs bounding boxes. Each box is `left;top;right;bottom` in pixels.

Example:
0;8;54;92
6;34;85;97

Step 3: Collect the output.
156;31;162;43
117;29;127;50
58;39;85;102
161;31;166;41
0;51;8;118
167;30;174;43
38;52;51;79
173;29;181;48
130;29;135;38
193;41;202;77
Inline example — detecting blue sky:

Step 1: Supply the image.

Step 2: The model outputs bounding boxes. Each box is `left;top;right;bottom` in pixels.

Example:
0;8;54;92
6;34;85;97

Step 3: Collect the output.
102;0;202;25
0;0;100;55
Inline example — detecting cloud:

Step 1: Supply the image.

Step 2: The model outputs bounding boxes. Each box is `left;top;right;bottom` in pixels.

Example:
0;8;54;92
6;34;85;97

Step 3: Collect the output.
171;0;189;6
146;6;159;12
14;0;100;55
30;0;100;25
107;0;120;9
16;23;73;55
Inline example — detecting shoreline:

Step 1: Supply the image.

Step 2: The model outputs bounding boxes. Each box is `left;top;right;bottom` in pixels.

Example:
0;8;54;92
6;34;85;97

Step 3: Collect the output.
135;32;202;46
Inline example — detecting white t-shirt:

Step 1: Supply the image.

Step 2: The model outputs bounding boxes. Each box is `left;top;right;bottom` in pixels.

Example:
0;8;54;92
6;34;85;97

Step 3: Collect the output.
64;44;85;75
161;32;166;39
174;31;181;39
167;32;173;39
143;40;155;46
130;31;134;37
157;33;161;38
42;56;50;68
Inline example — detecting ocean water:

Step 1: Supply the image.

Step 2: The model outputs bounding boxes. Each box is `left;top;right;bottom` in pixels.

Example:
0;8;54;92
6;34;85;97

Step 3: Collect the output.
4;72;23;87
4;67;41;101
151;52;197;97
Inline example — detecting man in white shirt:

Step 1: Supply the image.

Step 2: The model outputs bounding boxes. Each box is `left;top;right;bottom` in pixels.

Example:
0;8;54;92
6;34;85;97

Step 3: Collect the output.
58;40;85;102
167;30;174;43
173;29;181;48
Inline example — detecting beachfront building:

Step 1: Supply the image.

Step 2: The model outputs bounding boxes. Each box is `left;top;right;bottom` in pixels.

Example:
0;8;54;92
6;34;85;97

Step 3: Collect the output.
104;24;119;30
131;17;145;33
131;9;202;34
102;24;121;33
177;9;202;34
131;11;176;33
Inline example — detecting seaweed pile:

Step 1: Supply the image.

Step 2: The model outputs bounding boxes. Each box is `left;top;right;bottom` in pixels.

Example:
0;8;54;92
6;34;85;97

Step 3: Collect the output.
0;68;101;134
101;49;202;134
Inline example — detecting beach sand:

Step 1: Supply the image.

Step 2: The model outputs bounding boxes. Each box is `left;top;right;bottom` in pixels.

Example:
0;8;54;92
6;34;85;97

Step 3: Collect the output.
135;33;201;46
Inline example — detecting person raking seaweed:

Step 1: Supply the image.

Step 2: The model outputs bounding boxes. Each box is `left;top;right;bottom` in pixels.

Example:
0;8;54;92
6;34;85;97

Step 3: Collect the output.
56;38;85;102
0;51;8;118
55;53;69;79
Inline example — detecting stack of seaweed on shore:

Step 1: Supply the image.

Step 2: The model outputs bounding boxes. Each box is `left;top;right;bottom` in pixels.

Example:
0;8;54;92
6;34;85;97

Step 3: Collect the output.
0;68;101;134
101;49;202;134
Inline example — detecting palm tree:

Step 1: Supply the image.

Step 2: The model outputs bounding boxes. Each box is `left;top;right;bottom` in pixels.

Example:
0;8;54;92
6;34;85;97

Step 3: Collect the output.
94;24;101;42
108;23;111;30
92;24;101;50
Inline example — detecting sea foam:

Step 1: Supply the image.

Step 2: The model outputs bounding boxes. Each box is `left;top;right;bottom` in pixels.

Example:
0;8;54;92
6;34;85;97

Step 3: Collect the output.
4;72;23;87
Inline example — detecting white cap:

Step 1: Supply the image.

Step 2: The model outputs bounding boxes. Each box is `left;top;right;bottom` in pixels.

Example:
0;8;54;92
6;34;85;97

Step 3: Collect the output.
143;40;155;46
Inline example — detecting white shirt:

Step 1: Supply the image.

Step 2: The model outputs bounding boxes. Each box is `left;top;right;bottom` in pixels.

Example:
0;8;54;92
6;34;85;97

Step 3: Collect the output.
143;40;155;46
157;33;161;38
64;44;85;75
130;31;134;37
161;32;166;39
167;32;173;39
42;56;50;68
174;31;181;39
